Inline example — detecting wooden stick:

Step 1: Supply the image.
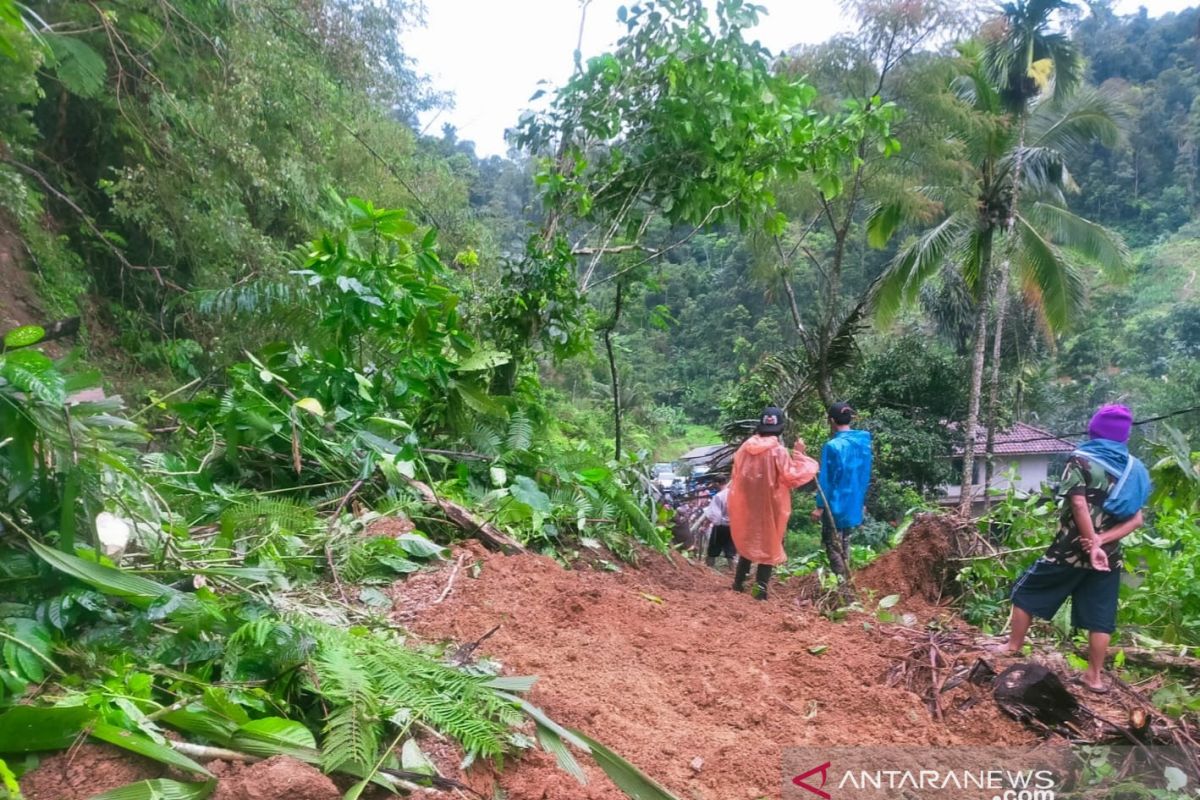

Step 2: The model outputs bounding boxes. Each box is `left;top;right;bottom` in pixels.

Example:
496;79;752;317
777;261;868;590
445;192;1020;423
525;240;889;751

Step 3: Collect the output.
171;741;260;763
435;554;466;604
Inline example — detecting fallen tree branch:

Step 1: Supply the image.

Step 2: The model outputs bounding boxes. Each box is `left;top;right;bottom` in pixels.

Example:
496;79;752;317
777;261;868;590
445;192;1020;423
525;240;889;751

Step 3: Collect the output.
402;477;526;554
1081;646;1200;675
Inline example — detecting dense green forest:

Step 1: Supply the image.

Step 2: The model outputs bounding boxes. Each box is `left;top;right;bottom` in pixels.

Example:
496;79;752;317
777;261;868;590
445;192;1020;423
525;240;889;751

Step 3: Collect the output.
1;0;1199;797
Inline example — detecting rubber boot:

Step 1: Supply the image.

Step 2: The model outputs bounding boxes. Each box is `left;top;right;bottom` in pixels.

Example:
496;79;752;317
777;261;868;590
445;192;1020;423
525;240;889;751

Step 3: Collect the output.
705;555;717;568
733;557;752;592
754;564;773;601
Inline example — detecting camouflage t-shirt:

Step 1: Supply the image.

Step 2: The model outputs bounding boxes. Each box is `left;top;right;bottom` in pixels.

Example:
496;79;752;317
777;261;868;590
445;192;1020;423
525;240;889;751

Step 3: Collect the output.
1043;455;1122;569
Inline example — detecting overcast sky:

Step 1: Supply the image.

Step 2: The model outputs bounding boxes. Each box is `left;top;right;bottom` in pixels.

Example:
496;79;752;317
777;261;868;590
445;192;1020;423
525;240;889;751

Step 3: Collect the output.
407;0;1198;156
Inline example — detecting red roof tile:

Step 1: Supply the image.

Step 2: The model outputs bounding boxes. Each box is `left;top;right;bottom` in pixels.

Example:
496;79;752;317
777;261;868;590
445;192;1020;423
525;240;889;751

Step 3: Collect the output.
950;421;1077;456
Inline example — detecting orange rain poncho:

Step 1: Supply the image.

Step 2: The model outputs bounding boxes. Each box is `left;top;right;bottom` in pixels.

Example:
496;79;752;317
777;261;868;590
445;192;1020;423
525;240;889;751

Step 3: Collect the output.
728;435;819;565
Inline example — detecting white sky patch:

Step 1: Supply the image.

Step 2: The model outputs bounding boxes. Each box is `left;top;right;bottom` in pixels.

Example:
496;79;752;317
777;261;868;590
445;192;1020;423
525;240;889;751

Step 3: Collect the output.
408;0;1199;156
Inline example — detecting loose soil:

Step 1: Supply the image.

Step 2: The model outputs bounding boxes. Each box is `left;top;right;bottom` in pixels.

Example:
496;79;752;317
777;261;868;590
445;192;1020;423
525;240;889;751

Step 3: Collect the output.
19;743;164;800
210;756;341;800
856;512;962;605
396;531;1036;800
19;518;1037;800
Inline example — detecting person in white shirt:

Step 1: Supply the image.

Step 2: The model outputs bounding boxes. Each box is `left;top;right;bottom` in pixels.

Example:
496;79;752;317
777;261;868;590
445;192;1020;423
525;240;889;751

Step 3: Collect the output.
703;483;735;568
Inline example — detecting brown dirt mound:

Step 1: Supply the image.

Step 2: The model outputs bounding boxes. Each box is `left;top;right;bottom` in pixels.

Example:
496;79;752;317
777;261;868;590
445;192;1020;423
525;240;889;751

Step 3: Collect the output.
19;744;164;800
210;756;340;800
397;541;1034;800
856;513;964;604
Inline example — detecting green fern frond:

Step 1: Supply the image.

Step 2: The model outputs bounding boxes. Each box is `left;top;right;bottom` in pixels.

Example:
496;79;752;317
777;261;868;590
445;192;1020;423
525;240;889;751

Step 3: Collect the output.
292;619;518;764
466;424;503;458
191;281;307;318
314;645;381;773
506;411;533;452
221;497;317;539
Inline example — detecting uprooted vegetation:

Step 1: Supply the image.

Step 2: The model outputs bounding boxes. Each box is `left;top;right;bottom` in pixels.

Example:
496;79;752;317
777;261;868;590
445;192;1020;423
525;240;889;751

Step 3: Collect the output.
0;205;684;800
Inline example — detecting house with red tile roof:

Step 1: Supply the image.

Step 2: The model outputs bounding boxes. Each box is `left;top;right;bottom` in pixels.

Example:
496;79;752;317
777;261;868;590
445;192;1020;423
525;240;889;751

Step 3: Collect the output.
941;421;1077;511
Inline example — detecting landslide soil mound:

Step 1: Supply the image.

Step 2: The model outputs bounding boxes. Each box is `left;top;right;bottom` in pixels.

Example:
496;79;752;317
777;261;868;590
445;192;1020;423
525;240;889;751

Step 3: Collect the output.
857;513;963;604
397;539;1034;799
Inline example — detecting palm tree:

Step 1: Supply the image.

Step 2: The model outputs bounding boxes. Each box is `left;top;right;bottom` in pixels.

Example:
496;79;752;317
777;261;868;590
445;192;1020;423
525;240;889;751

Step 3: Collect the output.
979;0;1084;506
871;45;1129;514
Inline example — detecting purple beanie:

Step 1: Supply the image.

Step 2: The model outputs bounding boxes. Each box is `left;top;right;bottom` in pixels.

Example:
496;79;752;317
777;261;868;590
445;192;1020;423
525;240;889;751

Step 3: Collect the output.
1088;404;1133;443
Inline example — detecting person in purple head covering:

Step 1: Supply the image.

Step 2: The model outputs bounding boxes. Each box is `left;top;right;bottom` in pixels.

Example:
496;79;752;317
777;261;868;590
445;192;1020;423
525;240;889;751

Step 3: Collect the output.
994;404;1151;694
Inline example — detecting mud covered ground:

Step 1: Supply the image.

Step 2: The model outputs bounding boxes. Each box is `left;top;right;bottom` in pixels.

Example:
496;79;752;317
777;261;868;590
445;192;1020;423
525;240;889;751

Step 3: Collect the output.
395;519;1035;799
20;517;1036;800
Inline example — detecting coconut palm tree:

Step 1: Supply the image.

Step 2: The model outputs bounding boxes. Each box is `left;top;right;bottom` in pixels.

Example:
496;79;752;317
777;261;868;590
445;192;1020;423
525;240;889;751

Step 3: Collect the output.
979;0;1085;505
871;44;1129;514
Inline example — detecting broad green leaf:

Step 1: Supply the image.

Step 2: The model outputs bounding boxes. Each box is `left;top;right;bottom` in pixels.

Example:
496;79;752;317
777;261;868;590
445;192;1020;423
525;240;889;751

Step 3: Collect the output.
90;724;213;777
395;533;446;560
575;467;612;483
0;350;66;404
453;380;505;416
293;397;325;417
230;717;319;761
2;617;55;682
510;476;551;514
2;325;45;349
0;705;96;752
28;540;186;610
455;350;511;372
569;729;682;800
86;779;215;800
807;645;829;656
877;594;900;609
160;708;239;744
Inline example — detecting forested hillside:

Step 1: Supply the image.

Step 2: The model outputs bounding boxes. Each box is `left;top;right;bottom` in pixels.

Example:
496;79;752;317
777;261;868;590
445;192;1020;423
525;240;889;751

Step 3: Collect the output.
1;0;1199;798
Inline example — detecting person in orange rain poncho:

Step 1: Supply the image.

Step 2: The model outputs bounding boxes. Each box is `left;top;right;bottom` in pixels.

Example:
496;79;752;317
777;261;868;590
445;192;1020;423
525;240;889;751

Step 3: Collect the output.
728;406;819;600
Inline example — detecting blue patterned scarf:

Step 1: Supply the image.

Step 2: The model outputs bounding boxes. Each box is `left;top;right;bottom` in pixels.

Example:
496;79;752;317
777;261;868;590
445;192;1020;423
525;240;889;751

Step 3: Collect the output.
1073;438;1151;521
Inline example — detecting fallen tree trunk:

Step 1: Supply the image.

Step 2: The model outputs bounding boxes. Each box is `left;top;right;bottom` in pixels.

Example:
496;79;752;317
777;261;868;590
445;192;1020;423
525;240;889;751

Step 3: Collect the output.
403;477;526;554
1077;646;1200;675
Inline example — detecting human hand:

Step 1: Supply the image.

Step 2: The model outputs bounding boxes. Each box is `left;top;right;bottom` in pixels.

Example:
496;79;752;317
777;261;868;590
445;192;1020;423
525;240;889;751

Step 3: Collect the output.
810;507;823;522
792;438;807;456
1088;544;1110;572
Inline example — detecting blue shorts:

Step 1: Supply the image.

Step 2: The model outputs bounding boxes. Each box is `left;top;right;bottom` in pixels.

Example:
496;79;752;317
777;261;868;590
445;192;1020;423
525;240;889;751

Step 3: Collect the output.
1010;558;1121;634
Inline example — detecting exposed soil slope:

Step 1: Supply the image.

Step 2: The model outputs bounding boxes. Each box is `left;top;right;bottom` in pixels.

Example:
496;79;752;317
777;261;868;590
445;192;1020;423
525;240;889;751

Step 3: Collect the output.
397;537;1034;799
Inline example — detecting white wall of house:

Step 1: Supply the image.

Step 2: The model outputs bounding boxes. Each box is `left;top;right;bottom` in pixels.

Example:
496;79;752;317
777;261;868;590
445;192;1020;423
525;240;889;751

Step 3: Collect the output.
941;454;1055;500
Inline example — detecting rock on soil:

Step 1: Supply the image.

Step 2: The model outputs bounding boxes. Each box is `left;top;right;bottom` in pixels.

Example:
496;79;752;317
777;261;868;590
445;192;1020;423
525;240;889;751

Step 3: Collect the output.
396;538;1035;800
20;744;163;800
210;756;341;800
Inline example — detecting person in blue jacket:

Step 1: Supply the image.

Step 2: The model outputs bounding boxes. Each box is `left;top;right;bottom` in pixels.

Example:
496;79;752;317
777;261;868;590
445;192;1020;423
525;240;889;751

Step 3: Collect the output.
810;402;873;577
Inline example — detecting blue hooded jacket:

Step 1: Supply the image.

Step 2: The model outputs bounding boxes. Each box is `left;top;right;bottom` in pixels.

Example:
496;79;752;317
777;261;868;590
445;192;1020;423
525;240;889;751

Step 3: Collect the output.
816;429;873;529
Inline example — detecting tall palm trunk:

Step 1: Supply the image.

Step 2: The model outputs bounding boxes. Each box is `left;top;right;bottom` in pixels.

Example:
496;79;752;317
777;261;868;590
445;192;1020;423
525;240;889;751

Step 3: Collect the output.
958;234;993;517
983;116;1029;515
604;282;624;461
982;264;1012;516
